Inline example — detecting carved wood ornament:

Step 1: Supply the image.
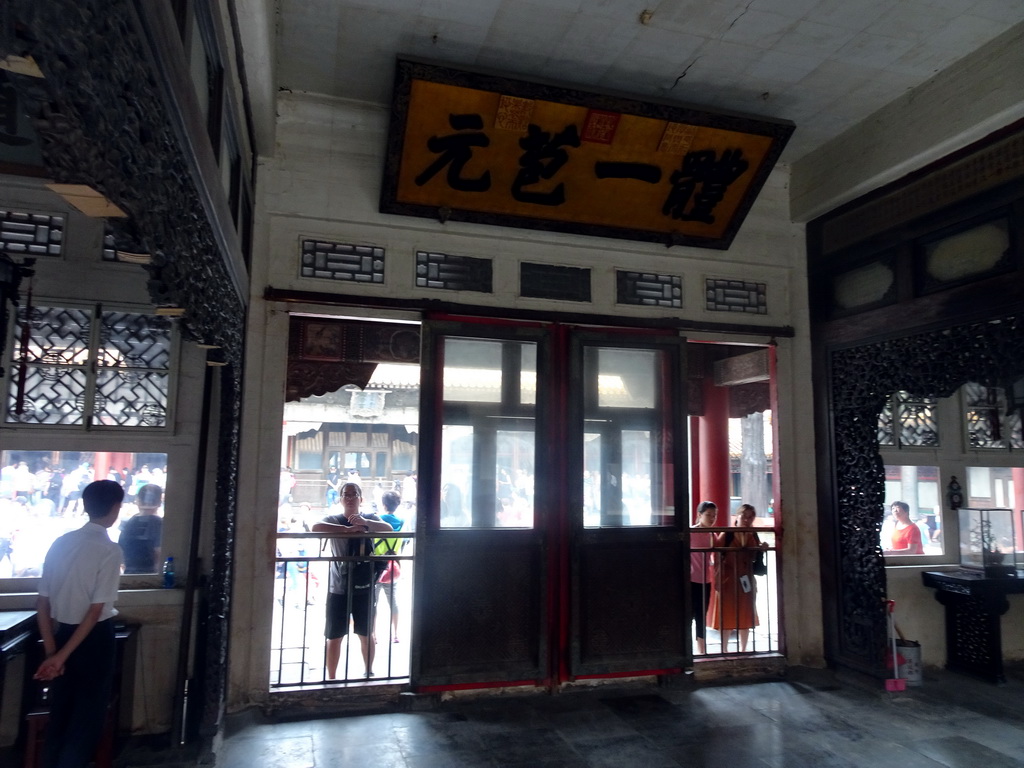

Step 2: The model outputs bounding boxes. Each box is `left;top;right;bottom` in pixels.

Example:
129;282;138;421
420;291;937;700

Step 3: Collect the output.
287;317;421;401
829;313;1024;671
1;0;246;741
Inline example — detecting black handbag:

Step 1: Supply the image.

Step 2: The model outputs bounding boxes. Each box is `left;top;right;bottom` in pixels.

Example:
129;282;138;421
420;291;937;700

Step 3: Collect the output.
752;549;768;576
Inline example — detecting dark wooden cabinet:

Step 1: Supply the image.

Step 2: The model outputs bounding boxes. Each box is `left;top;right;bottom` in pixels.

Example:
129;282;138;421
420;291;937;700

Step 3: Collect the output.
0;611;36;748
922;570;1024;684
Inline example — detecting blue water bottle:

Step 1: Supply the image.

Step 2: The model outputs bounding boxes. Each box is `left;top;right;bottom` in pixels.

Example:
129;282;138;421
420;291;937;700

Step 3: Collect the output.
163;556;175;588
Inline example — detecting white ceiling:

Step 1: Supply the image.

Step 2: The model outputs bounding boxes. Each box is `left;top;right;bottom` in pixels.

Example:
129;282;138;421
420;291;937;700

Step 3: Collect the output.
273;0;1024;164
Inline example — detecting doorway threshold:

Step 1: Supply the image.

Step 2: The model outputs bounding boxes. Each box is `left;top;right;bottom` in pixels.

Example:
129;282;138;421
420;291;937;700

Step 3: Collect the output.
266;679;411;719
693;653;786;683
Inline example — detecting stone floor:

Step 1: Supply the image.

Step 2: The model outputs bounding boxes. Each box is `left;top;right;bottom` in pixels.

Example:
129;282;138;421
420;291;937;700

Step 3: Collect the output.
213;666;1024;768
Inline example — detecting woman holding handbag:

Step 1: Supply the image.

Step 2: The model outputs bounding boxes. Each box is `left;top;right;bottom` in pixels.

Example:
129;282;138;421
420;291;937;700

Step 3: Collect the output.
707;504;769;652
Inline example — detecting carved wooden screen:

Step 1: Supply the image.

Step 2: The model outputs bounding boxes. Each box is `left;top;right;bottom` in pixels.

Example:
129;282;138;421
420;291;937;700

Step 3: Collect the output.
826;313;1024;673
286;317;421;401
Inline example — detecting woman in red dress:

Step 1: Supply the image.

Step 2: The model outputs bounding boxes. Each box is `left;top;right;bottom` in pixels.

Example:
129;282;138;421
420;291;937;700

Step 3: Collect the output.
707;504;769;652
885;501;924;554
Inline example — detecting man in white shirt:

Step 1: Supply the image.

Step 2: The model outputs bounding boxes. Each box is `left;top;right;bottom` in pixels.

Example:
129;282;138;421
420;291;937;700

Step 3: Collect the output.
35;479;124;768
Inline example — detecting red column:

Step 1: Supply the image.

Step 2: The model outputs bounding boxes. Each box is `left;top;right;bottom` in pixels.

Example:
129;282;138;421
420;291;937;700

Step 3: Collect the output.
92;452;133;485
93;452;112;484
699;378;731;526
689;415;701;523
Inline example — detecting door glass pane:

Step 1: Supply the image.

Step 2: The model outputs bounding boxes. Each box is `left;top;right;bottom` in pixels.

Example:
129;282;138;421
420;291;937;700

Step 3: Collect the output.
583;432;602;527
443;339;503;403
520;344;537;406
963;382;1024;449
439;337;537;529
594;348;657;408
497;430;534;527
622;430;653;525
440;425;473;527
583;345;674;528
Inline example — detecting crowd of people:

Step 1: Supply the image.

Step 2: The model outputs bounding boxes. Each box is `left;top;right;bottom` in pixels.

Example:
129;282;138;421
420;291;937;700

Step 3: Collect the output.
0;457;167;578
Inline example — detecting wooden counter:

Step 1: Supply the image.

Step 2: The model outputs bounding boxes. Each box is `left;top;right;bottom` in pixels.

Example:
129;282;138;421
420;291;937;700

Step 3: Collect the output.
921;569;1024;684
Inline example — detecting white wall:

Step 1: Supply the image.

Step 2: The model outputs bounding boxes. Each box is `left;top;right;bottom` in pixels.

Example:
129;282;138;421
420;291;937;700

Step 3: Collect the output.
228;91;820;710
791;20;1024;223
263;94;803;316
887;567;1024;672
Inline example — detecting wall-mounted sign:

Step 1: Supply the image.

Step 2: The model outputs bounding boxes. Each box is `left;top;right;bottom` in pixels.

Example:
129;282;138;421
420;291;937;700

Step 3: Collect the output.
381;59;793;250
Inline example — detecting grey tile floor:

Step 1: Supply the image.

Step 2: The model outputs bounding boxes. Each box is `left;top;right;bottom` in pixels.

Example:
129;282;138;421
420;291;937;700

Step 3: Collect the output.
215;667;1024;768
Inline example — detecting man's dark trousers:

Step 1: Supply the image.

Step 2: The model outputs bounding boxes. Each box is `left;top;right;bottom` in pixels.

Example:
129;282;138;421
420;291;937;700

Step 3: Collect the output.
43;619;116;768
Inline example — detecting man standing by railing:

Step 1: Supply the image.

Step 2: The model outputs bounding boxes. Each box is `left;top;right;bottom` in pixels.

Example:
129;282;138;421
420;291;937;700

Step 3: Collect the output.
312;482;393;678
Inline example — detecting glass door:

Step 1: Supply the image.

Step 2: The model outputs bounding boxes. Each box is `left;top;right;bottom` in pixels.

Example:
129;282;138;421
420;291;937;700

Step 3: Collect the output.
413;322;551;686
569;333;689;677
413;321;688;687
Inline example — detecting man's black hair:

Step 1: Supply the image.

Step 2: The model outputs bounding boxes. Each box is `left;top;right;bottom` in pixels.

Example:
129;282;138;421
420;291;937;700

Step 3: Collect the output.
136;483;163;508
381;491;401;512
82;479;125;518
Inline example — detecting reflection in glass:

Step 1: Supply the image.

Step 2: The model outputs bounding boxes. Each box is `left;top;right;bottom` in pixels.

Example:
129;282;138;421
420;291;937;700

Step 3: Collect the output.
592;348;657;408
440;425;473;527
496;430;534;527
519;344;537;406
963;382;1024;450
582;433;602;528
0;449;169;577
583;345;673;528
442;338;503;403
439;337;537;529
966;465;1020;510
622;430;653;525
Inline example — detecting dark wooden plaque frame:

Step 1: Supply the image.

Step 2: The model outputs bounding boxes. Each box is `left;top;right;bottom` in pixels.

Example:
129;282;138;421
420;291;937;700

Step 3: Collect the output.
381;58;794;250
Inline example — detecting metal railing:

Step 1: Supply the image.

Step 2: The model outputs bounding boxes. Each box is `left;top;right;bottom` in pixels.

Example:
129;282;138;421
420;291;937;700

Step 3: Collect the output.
691;526;780;656
270;531;415;688
270;526;779;689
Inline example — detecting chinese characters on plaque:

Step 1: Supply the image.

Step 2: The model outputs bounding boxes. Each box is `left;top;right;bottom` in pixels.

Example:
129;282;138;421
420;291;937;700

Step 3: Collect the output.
382;60;793;250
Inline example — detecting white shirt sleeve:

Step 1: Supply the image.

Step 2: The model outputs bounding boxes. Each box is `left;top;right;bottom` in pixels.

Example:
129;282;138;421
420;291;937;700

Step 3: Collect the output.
91;546;123;606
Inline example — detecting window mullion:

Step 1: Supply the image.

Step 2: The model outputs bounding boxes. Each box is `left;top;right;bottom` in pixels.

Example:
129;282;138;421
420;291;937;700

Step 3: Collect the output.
83;303;103;429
